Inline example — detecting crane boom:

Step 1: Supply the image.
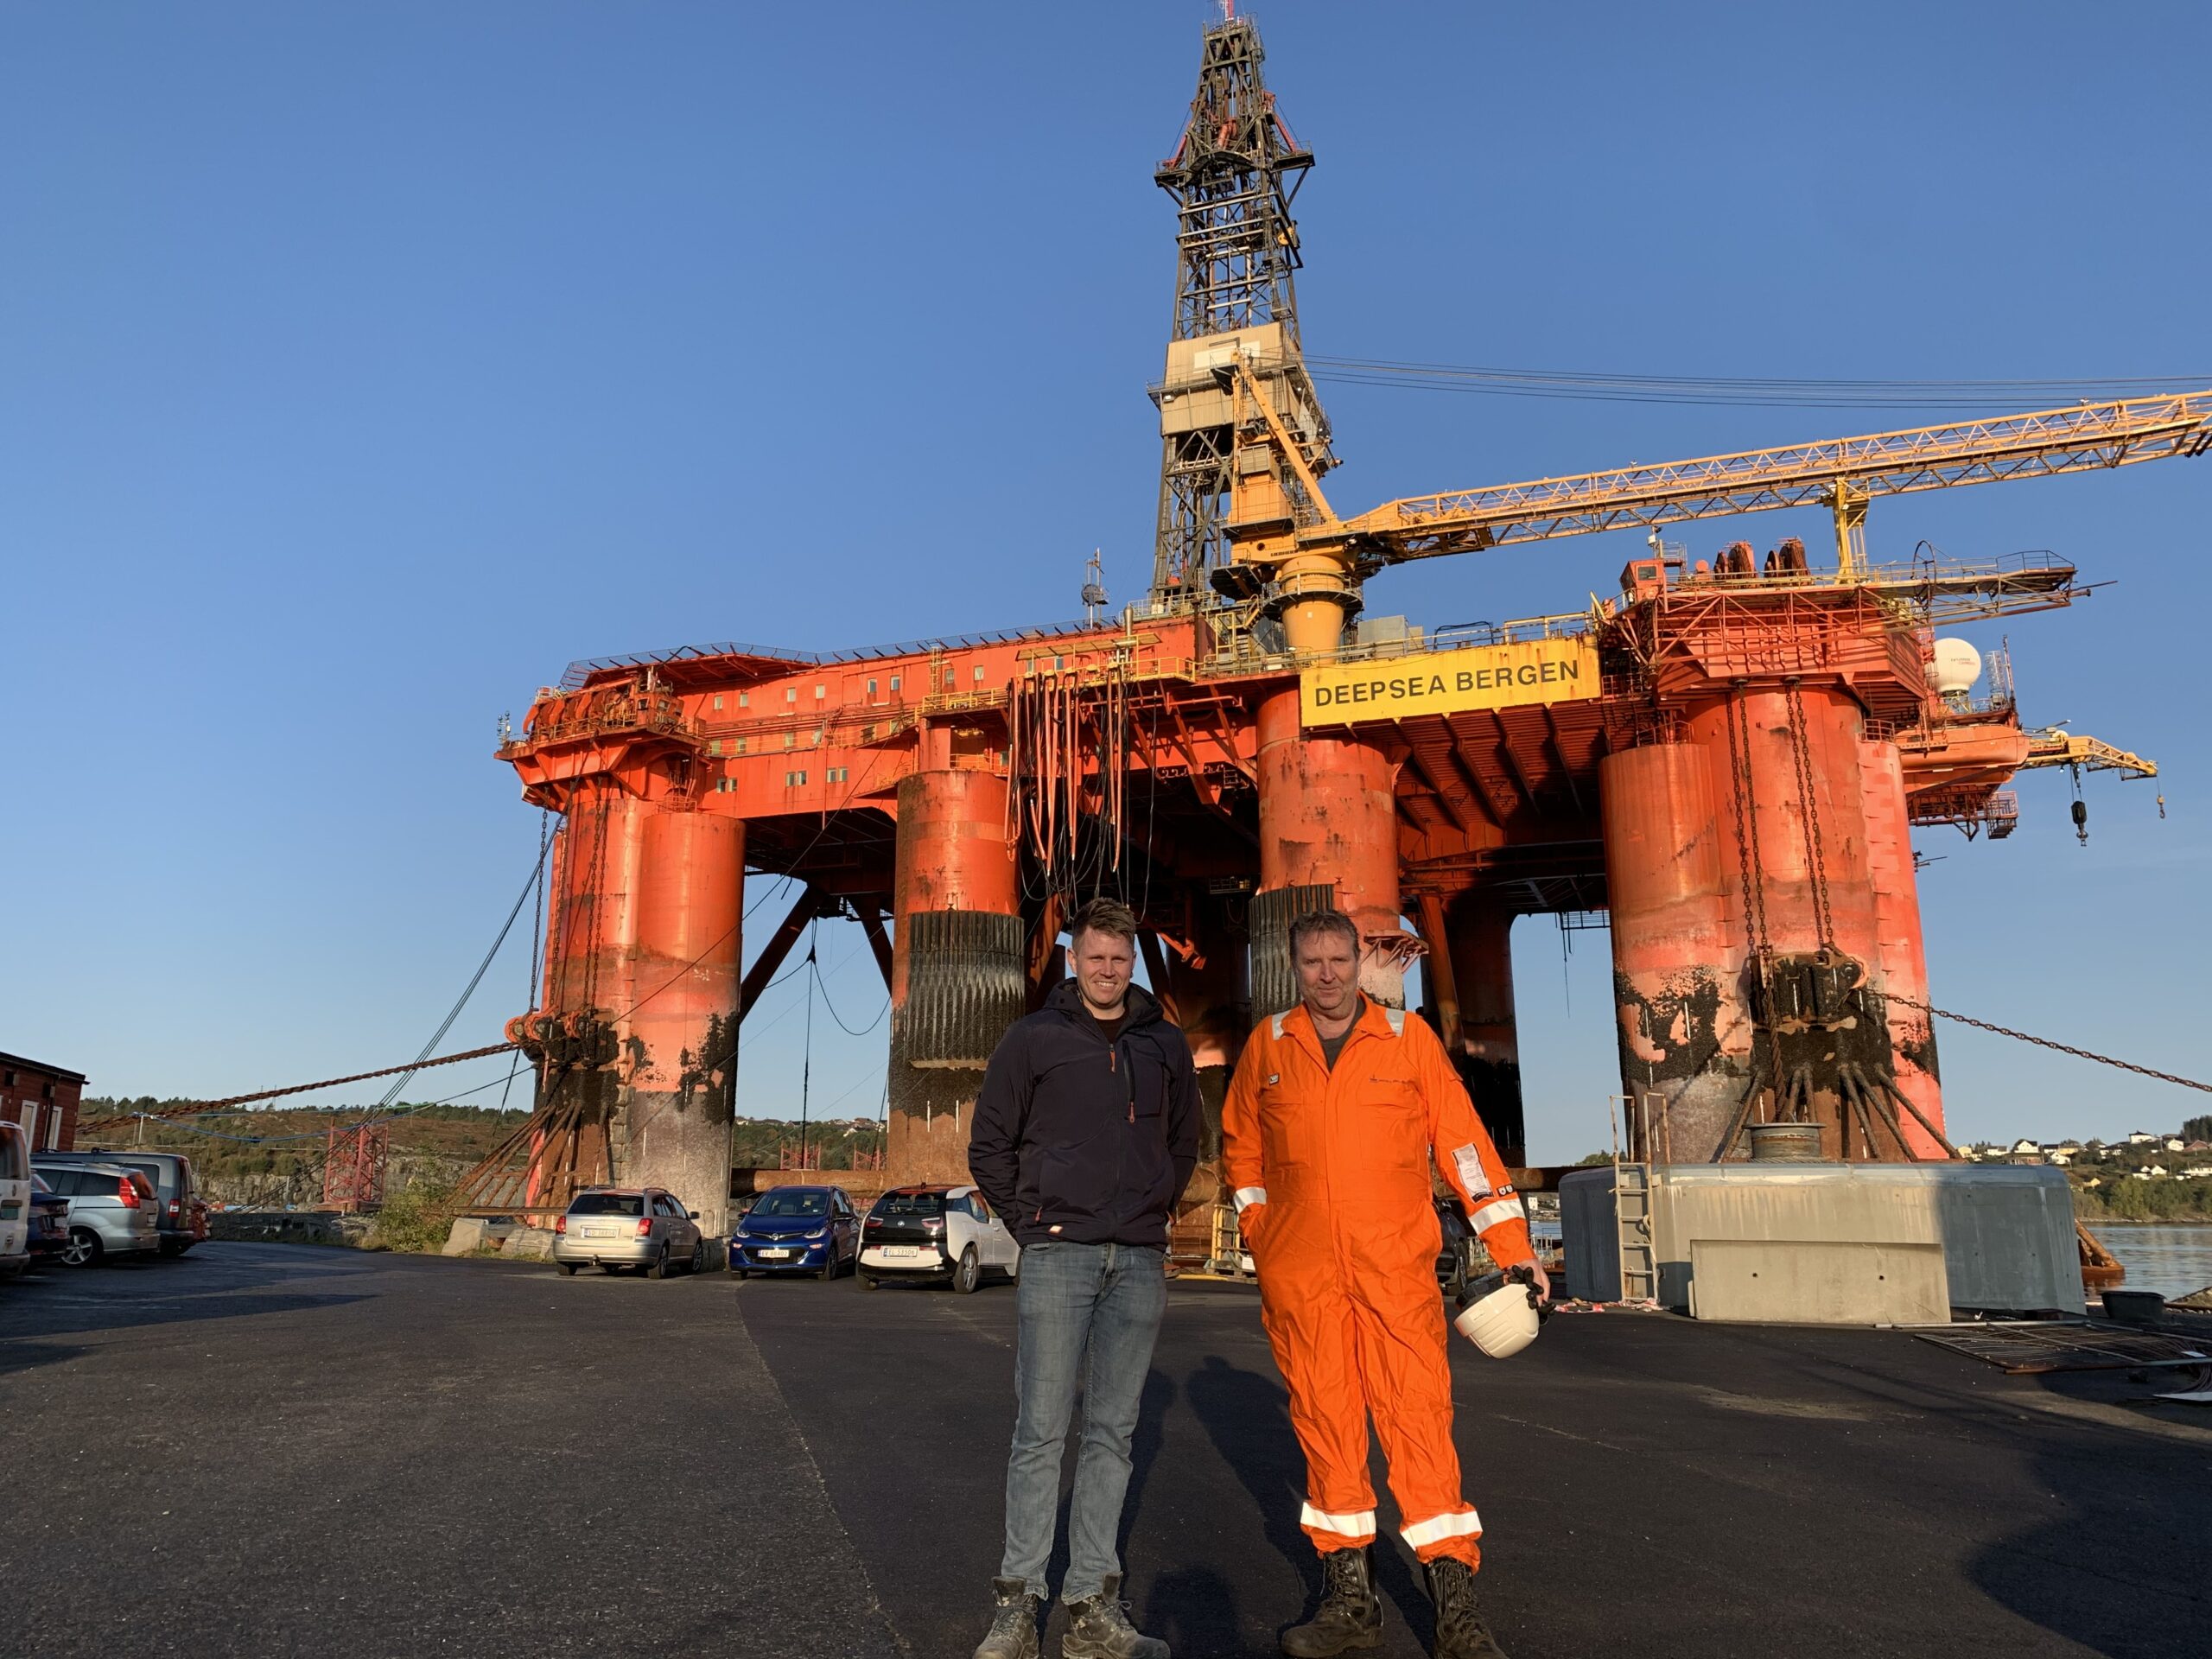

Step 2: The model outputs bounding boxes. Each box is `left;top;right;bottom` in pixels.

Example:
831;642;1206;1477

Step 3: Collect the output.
1337;391;2212;567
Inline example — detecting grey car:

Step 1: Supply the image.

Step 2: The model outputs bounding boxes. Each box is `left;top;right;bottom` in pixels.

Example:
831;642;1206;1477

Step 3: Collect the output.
32;1160;161;1267
36;1148;204;1255
552;1187;706;1278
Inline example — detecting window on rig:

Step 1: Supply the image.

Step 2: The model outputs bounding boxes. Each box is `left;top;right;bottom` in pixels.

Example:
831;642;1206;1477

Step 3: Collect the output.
713;695;724;711
785;770;808;787
890;675;901;693
973;664;985;682
867;677;878;697
826;766;849;784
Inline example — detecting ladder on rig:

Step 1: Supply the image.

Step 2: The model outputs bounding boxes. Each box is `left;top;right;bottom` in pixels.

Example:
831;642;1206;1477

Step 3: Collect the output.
1610;1092;1661;1306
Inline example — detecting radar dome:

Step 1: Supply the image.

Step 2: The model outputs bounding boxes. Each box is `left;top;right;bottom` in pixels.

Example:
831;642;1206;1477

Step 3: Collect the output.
1929;638;1983;696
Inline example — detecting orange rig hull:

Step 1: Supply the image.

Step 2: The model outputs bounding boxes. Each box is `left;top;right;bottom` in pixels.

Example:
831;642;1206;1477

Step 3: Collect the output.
493;560;2029;1231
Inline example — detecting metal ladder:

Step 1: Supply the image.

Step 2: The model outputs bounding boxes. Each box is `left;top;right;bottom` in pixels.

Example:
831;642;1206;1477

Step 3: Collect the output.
1609;1092;1661;1306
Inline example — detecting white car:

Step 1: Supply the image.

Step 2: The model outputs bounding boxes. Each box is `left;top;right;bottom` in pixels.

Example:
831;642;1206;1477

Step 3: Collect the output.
858;1184;1018;1293
0;1122;30;1280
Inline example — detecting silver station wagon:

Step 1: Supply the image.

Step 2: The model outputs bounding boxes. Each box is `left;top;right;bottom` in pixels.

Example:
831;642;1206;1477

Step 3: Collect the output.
552;1186;706;1278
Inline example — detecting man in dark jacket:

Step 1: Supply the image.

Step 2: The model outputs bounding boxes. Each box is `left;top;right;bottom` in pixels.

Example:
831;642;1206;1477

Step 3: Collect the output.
967;897;1200;1659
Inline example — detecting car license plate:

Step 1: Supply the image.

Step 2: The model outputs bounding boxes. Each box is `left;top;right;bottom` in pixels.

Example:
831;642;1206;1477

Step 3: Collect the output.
760;1248;793;1259
884;1246;926;1260
586;1224;618;1238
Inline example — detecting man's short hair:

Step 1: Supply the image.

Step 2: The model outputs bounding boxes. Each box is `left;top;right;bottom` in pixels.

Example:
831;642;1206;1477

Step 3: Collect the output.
1068;897;1139;948
1287;907;1361;957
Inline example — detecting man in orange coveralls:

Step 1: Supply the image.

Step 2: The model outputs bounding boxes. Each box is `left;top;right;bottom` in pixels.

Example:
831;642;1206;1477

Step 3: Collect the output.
1222;908;1547;1659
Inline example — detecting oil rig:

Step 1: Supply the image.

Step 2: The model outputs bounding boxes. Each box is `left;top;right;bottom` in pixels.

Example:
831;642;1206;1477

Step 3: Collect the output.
467;13;2203;1242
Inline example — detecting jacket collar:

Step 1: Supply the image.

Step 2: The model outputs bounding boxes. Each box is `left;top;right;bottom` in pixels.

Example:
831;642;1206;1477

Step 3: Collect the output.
1279;994;1395;1065
1045;976;1164;1033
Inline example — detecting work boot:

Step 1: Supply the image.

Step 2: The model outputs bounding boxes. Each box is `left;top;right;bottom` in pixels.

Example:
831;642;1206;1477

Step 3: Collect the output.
1425;1557;1509;1659
975;1577;1042;1659
1281;1547;1383;1656
1062;1572;1169;1659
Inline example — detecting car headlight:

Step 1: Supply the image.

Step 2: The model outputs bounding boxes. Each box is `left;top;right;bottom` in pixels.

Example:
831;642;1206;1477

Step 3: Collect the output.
804;1227;828;1241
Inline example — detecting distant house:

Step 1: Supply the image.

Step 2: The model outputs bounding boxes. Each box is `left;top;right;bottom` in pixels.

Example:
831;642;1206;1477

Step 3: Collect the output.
2047;1150;2072;1166
2164;1137;2187;1153
0;1052;84;1153
2186;1140;2211;1154
2182;1166;2212;1179
2011;1138;2043;1155
2052;1141;2082;1156
2126;1130;2158;1146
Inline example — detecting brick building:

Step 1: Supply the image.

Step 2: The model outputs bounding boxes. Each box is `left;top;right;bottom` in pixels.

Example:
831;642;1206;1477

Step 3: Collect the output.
1;1052;86;1153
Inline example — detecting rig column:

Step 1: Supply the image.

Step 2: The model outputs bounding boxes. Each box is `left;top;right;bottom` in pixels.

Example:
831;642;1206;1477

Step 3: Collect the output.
887;767;1024;1183
1859;734;1948;1154
1603;738;1751;1162
1448;893;1525;1166
624;805;746;1236
1251;688;1403;1013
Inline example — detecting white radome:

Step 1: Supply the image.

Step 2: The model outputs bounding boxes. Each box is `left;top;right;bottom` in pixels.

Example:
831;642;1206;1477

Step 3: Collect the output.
1929;638;1983;696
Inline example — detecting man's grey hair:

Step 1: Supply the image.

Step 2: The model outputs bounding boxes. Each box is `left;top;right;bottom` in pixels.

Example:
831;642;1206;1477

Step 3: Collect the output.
1287;908;1361;957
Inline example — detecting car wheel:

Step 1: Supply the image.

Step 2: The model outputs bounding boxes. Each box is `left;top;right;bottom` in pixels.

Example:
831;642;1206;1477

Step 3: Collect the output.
557;1262;580;1276
647;1243;671;1280
689;1240;706;1275
818;1249;840;1282
63;1228;103;1268
954;1244;981;1294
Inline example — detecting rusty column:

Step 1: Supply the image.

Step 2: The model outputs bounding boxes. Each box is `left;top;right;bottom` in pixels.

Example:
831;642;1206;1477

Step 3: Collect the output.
1859;734;1948;1154
1448;893;1525;1165
1251;688;1404;1013
1607;683;1910;1163
623;804;746;1236
1601;736;1751;1164
887;763;1024;1183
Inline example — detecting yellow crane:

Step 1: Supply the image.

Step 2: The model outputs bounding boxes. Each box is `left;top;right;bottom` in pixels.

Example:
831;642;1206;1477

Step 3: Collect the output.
1217;365;2212;653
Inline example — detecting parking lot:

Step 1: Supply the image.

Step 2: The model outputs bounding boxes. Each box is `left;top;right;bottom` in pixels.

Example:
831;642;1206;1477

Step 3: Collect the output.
3;1243;2206;1658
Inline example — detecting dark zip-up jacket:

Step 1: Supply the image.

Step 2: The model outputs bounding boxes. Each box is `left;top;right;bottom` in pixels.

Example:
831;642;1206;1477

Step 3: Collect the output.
968;979;1202;1249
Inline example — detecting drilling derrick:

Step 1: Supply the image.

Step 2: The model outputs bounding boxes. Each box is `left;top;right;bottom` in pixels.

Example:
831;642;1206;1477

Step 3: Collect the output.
1149;11;1333;608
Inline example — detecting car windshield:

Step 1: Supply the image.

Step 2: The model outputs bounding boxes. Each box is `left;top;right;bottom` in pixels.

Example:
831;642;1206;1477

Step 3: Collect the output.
874;1192;945;1217
751;1192;829;1218
568;1192;645;1217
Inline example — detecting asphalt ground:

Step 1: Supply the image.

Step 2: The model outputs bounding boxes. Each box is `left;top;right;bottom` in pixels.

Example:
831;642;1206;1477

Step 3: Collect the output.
3;1244;2207;1659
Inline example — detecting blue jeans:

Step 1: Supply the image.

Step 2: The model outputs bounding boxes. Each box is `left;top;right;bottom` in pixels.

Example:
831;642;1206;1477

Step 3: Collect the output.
1001;1240;1166;1604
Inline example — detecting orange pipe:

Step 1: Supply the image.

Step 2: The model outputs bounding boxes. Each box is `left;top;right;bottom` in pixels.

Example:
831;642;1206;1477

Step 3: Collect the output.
1255;688;1405;1004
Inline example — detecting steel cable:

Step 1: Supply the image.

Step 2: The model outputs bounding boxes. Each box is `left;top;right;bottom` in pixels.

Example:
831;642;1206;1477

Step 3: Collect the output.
1884;995;2211;1096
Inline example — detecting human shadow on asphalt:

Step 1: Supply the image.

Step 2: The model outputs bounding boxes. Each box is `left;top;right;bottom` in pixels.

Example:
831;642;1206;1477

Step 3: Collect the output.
1185;1352;1433;1651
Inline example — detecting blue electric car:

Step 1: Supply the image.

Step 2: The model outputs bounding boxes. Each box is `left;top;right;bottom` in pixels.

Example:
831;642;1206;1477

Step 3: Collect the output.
729;1185;860;1281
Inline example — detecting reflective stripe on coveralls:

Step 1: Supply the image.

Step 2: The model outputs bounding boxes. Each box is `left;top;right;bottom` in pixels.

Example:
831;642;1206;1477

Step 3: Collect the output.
1222;998;1535;1569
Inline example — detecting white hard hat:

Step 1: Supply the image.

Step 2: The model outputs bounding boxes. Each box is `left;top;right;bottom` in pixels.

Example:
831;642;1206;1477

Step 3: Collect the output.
1452;1273;1543;1359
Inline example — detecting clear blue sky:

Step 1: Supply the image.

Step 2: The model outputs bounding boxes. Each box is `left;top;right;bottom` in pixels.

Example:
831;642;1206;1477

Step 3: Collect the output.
5;2;2207;1159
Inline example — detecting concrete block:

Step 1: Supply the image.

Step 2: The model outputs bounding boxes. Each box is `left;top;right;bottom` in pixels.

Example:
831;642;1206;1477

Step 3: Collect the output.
442;1217;493;1257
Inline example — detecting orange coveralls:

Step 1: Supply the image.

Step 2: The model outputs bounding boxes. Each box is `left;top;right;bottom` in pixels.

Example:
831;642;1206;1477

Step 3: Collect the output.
1221;999;1535;1569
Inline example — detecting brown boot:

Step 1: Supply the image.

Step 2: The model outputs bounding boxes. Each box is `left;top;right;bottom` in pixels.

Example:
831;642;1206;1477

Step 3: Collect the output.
1425;1557;1508;1659
1281;1547;1382;1656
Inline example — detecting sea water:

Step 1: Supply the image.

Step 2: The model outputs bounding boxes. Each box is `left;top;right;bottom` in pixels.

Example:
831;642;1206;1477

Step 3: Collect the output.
2099;1223;2212;1299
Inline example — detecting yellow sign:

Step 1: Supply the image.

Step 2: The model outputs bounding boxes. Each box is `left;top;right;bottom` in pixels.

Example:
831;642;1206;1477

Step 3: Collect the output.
1300;638;1599;727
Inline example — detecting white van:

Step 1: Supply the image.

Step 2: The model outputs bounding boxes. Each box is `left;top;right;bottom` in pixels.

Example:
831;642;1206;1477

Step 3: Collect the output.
0;1121;31;1280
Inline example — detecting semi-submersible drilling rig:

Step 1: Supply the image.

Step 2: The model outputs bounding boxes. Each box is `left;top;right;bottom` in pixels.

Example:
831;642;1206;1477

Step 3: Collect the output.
469;15;2204;1241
